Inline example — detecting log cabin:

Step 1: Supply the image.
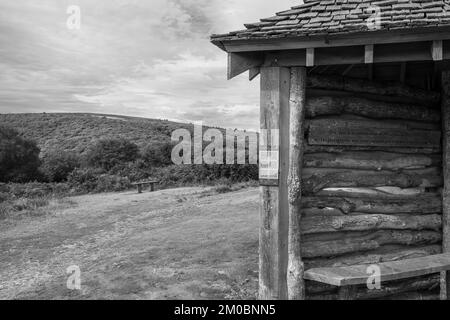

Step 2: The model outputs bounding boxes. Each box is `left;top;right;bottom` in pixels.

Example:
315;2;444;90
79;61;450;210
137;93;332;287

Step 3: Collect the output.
211;0;450;300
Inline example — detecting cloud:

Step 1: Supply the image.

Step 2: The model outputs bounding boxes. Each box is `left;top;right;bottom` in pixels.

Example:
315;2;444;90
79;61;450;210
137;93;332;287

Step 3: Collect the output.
75;52;260;129
0;0;302;129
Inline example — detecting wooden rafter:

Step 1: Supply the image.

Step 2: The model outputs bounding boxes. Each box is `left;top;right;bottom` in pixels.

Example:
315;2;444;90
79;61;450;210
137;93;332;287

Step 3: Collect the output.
249;67;261;81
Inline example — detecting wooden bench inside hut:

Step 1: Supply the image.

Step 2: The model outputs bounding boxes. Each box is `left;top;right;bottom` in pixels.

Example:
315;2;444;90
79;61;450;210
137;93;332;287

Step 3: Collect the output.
211;0;450;300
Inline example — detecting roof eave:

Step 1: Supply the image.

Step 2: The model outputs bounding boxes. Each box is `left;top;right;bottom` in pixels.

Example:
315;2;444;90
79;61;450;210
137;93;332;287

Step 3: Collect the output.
211;39;227;52
212;25;450;53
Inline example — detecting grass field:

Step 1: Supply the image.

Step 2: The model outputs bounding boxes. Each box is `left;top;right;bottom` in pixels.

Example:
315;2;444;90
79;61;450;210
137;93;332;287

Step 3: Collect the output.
0;187;260;300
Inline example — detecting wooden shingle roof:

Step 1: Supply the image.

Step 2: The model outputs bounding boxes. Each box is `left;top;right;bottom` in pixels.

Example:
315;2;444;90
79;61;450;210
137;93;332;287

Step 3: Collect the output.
211;0;450;43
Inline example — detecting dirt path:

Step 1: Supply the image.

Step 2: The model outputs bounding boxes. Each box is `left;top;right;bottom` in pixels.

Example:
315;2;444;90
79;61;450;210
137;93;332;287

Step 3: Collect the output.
0;187;260;300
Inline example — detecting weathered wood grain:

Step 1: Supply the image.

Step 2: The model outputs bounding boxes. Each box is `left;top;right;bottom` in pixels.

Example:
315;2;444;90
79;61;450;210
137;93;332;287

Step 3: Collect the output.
315;187;434;199
301;230;442;258
304;253;450;286
259;67;290;300
306;75;441;105
441;70;450;300
304;152;441;171
307;275;439;300
301;214;441;234
287;67;306;300
304;245;442;269
308;119;441;148
302;195;442;215
302;167;442;194
305;144;441;155
306;96;441;122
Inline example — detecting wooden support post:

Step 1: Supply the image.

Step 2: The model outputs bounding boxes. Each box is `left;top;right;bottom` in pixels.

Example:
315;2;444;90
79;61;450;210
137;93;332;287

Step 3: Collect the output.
306;48;314;67
259;67;290;300
442;70;450;300
137;185;142;194
364;45;374;64
287;67;307;300
150;183;155;192
432;40;443;62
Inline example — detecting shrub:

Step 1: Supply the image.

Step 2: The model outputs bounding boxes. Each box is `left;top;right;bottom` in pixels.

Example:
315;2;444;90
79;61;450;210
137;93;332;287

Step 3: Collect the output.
0;203;9;219
86;138;139;171
214;185;233;194
109;160;152;182
41;150;80;182
67;168;131;193
0;192;9;203
7;182;53;198
67;168;104;193
151;164;258;188
0;126;41;182
12;197;49;212
141;141;174;167
0;183;8;193
95;174;131;192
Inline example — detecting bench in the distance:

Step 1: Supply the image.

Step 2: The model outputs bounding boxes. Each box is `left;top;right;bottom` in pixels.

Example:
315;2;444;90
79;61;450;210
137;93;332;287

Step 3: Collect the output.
132;180;158;193
304;253;450;300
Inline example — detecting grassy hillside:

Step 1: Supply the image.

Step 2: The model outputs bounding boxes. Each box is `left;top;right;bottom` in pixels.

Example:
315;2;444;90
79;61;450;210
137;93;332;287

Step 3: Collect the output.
0;113;193;156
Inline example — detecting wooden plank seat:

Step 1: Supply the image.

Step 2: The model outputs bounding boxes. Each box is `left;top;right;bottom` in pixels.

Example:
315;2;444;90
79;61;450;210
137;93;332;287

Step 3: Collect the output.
132;180;158;193
304;253;450;300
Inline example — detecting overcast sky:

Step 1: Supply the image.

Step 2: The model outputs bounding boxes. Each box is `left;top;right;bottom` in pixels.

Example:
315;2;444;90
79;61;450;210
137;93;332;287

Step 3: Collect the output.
0;0;301;130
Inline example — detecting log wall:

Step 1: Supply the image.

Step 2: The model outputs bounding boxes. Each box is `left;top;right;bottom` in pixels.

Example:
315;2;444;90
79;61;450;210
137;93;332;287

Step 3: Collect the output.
301;76;443;300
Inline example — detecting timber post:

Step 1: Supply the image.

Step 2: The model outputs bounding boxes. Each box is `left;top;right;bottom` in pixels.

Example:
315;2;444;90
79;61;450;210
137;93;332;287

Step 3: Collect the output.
442;70;450;300
259;67;290;300
287;67;307;300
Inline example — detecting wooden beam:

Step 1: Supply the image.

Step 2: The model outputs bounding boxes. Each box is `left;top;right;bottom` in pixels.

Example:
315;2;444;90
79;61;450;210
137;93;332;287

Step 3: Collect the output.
306;48;314;67
342;64;354;76
365;45;374;64
442;70;450;300
263;41;449;68
306;74;441;105
228;52;264;80
249;67;261;81
400;62;407;84
432;40;443;61
287;67;307;300
259;67;290;300
220;26;450;53
305;253;450;286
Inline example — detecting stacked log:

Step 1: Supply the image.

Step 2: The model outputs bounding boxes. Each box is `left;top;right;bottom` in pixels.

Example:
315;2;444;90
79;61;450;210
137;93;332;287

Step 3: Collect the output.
301;76;442;300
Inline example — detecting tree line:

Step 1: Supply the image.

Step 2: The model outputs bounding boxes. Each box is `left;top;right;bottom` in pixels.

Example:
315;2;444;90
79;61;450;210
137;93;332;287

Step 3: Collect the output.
0;125;258;191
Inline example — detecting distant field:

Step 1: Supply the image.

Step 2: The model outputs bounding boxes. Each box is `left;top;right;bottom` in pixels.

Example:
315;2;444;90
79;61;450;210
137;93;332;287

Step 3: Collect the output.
0;113;194;155
0;187;259;300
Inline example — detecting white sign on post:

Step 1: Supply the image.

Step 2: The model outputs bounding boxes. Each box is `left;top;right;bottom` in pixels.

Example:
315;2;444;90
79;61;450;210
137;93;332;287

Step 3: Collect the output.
259;129;279;185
